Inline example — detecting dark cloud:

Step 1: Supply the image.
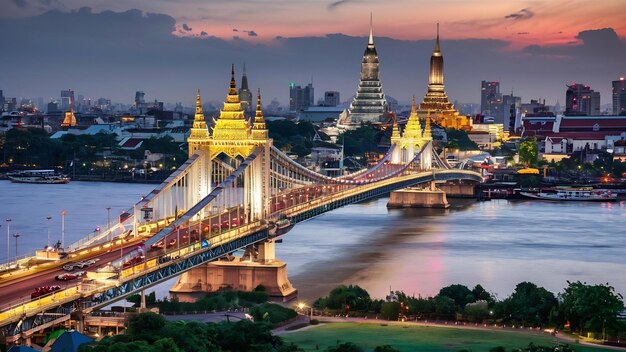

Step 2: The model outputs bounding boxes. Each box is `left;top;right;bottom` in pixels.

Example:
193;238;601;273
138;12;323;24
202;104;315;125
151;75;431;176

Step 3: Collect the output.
328;0;351;11
517;32;529;35
13;0;28;8
232;28;239;32
182;23;192;31
0;8;622;108
245;30;258;37
200;31;208;36
505;8;533;21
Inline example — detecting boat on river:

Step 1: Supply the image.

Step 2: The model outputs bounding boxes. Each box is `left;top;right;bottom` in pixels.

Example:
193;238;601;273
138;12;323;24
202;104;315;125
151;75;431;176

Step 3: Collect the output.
520;187;617;202
7;170;70;184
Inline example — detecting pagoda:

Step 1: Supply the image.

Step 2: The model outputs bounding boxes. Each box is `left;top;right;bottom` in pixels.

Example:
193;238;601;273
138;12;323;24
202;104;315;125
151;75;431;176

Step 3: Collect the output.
339;15;388;128
60;97;77;128
416;24;471;131
238;63;253;113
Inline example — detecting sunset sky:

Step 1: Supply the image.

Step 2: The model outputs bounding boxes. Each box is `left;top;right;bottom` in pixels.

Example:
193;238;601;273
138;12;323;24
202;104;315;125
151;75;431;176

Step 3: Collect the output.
1;0;625;107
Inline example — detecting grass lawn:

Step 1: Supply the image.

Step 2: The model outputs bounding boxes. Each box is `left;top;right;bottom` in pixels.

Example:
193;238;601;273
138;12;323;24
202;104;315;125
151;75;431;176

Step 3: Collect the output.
282;322;612;352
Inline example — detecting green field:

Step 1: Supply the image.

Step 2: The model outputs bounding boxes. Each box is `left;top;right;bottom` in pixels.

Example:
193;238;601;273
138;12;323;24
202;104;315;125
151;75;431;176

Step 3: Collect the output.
282;322;612;352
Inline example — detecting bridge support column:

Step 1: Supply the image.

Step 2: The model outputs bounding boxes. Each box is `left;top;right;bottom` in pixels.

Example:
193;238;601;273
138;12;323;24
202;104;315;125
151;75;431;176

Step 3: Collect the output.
169;239;296;302
387;182;449;208
140;289;146;309
438;180;476;198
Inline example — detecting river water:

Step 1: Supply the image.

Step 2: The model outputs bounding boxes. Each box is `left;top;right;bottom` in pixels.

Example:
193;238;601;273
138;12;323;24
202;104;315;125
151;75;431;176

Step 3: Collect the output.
1;181;625;301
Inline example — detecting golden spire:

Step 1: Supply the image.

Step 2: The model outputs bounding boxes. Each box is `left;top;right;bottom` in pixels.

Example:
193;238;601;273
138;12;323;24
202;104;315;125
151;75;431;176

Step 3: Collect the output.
61;94;77;127
434;21;440;53
368;12;374;46
403;95;422;140
194;89;203;121
187;89;210;147
252;88;268;140
424;110;432;139
390;114;401;142
212;65;250;141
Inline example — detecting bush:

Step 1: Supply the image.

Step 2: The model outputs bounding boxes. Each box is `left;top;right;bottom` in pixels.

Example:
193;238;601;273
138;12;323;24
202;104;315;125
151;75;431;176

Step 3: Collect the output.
249;303;297;324
310;319;319;325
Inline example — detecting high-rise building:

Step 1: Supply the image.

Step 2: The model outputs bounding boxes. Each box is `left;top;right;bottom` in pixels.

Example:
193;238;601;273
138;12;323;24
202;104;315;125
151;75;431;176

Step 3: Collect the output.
339;15;388;127
47;101;59;113
134;91;146;113
324;91;340;107
502;93;521;133
289;82;314;112
238;64;253;113
416;24;470;130
480;81;503;120
612;77;626;115
565;83;600;116
60;89;74;112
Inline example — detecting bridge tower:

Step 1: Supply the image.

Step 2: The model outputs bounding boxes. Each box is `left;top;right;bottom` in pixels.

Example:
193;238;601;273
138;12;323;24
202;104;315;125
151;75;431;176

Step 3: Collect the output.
390;97;433;169
171;66;296;301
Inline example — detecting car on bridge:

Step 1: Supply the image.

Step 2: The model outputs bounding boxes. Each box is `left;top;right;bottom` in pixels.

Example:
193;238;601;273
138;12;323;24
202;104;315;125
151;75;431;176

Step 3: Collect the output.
63;258;100;271
55;271;86;281
31;285;61;299
123;255;145;267
150;240;165;250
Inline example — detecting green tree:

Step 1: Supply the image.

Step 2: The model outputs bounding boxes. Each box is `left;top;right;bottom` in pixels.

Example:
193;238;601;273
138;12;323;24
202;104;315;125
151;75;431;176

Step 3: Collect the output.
374;345;400;352
560;281;624;336
499;282;558;327
438;284;475;309
519;138;539;167
127;312;167;343
380;302;401;320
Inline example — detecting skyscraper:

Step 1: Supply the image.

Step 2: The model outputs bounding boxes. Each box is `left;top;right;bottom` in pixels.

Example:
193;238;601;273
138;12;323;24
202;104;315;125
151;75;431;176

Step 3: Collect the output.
60;89;74;112
238;64;253;113
340;15;388;127
288;82;314;112
480;81;502;120
502;93;521;133
566;83;600;116
416;24;470;130
612;77;626;115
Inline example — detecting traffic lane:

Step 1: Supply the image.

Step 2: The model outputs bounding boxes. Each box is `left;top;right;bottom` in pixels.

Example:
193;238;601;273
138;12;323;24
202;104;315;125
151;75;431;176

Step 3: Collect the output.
0;246;140;310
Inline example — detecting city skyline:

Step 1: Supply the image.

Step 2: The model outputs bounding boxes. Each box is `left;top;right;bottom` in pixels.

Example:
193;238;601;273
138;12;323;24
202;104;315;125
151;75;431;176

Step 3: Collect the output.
0;3;625;108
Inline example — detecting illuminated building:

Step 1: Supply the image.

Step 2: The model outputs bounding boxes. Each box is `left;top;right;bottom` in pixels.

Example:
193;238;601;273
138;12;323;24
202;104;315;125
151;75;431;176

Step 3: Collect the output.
288;82;314;112
565;83;600;116
612;77;626;115
339;15;388;128
416;24;471;131
238;64;253;113
60;96;77;128
480;81;503;121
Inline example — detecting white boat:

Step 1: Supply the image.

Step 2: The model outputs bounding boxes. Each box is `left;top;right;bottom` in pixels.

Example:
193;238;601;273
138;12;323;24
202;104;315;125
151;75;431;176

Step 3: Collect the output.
7;170;70;184
520;187;617;202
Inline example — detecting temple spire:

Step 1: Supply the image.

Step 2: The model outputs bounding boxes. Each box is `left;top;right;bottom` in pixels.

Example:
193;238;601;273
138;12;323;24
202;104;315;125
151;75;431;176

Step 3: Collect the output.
435;22;440;53
411;95;417;114
424;111;432;139
252;88;268;140
230;64;237;91
194;89;203;120
368;12;374;46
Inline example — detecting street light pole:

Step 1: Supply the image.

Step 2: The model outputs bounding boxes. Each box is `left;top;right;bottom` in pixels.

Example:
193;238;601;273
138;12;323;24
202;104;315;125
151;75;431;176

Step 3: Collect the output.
6;218;11;264
46;216;52;248
13;232;20;265
60;210;67;251
106;207;111;242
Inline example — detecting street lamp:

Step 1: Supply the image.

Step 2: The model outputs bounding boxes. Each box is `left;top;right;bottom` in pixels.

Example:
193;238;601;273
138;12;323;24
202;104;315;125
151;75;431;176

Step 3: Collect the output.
13;232;20;265
297;302;313;320
60;210;67;251
6;218;11;264
106;207;111;241
46;216;52;248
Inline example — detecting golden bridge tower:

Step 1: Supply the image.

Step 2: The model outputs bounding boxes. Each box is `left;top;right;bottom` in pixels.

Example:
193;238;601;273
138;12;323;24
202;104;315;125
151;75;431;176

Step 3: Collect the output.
416;23;472;131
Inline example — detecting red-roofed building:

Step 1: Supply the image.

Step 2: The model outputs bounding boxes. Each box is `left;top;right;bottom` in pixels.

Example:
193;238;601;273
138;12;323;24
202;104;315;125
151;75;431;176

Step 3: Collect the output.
119;137;143;150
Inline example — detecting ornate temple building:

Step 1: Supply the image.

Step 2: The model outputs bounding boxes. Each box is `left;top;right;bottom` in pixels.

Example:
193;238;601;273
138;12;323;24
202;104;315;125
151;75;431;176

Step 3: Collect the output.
390;96;433;164
416;24;472;131
60;97;77;128
338;16;388;129
238;64;253;113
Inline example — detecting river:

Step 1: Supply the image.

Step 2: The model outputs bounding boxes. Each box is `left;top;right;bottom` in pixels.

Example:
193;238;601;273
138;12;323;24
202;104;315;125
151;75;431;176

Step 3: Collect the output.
1;180;625;301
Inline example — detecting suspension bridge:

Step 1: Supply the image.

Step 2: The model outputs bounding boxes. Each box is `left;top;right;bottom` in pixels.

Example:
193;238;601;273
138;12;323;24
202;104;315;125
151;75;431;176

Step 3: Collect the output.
0;67;482;344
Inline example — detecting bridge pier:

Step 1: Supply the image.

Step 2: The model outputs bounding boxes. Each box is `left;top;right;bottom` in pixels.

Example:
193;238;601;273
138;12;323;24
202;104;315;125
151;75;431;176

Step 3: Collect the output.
437;180;476;198
169;239;297;302
387;181;449;208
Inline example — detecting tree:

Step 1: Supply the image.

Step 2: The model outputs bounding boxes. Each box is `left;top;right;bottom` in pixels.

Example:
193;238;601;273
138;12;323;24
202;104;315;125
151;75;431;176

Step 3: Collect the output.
374;345;400;352
519;138;539;167
438;284;475;309
380;302;401;320
499;282;558;327
317;285;372;311
127;312;166;343
560;281;624;336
